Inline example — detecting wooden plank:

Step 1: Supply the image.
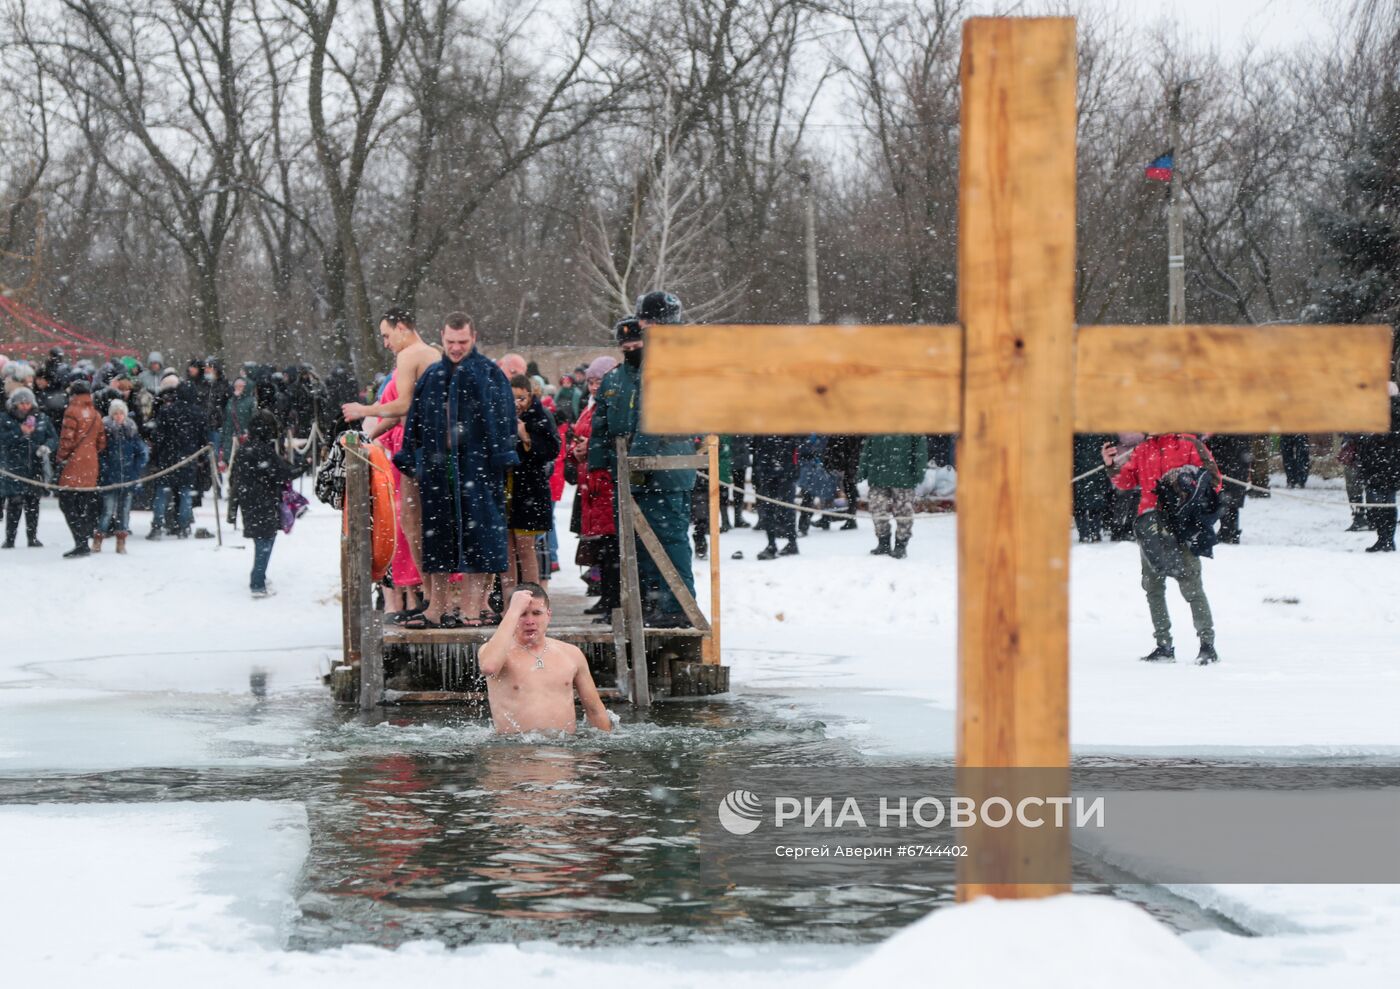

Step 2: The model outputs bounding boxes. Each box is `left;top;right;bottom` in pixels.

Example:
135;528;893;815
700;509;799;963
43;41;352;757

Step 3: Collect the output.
384;688;624;705
612;609;631;702
642;323;963;434
360;610;384;711
616;438;651;707
629;494;712;633
956;16;1074;900
1075;323;1394;433
382;624;707;645
340;520;356;667
347;446;382;711
343;449;366;671
703;435;721;665
627;455;708;471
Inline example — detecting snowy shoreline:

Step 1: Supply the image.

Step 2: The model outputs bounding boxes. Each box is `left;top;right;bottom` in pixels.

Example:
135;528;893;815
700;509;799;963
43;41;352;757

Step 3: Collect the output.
3;479;1398;986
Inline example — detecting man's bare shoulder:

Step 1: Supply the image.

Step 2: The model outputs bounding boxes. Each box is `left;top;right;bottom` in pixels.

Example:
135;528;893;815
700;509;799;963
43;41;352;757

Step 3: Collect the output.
548;637;588;668
399;341;441;377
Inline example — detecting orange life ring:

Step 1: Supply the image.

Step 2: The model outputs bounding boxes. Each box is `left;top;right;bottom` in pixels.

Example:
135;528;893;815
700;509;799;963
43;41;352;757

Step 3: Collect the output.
339;441;398;583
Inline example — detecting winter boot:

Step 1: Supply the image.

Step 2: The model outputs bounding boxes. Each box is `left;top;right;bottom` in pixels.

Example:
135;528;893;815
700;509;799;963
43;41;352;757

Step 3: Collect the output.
1366;539;1396;553
719;505;731;533
779;539;799;556
870;535;891;556
891;537;909;560
756;542;779;561
1196;642;1219;665
115;533;128;554
732;510;750;528
146;528;163;541
63;542;91;559
841;517;858;531
695;534;708;559
1139;643;1175;663
91;533;104;553
2;538;13;549
813;516;831;530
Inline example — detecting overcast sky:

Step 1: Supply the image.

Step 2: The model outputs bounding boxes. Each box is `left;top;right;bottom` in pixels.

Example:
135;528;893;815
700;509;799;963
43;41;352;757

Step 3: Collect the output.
1037;0;1338;53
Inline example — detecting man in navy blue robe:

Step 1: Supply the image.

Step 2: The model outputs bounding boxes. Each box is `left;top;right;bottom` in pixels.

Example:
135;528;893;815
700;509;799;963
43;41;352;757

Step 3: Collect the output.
394;312;518;626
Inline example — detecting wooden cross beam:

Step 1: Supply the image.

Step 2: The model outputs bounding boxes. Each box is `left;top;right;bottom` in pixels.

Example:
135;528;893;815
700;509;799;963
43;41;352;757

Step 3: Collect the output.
642;17;1393;898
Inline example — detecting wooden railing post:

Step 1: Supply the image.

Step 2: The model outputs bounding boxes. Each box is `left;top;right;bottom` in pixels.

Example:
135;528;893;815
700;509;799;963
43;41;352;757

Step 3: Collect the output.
703;434;721;665
342;447;366;672
343;441;383;710
615;437;651;707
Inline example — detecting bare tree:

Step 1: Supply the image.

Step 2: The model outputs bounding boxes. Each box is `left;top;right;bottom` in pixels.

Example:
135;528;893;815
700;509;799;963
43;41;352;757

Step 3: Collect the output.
384;0;631;315
237;2;324;361
285;0;407;367
835;0;965;322
582;89;743;324
0;43;49;299
23;0;254;355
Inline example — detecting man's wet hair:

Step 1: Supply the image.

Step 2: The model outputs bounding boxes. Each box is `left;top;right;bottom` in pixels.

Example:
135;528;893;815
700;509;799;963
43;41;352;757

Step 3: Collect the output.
516;582;550;609
445;311;473;331
382;306;415;329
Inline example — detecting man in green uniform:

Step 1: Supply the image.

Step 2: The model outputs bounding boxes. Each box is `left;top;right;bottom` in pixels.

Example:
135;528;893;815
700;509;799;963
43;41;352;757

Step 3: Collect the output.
587;292;696;628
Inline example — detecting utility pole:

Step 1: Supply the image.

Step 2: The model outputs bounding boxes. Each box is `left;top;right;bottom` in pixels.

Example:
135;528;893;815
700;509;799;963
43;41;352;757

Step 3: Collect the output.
1167;84;1186;325
799;165;821;323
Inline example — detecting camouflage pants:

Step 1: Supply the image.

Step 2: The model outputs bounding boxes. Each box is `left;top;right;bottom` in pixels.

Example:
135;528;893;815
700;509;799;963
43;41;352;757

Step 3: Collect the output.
1135;513;1214;648
869;486;914;542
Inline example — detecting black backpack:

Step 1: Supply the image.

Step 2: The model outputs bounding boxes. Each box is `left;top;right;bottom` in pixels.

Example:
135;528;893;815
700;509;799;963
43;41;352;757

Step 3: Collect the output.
314;433;352;509
1155;464;1223;559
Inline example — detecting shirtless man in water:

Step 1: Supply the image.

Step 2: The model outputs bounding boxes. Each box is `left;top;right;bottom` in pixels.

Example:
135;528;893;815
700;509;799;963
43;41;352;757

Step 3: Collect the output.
340;307;439;579
479;585;613;734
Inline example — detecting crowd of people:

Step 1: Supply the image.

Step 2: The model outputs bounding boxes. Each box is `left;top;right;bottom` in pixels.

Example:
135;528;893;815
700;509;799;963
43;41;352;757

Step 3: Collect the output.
0;348;358;592
4;315;1397;653
341;293;970;632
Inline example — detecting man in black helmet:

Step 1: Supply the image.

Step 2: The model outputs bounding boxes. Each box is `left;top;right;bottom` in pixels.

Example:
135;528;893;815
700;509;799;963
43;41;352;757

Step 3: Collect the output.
587;292;697;627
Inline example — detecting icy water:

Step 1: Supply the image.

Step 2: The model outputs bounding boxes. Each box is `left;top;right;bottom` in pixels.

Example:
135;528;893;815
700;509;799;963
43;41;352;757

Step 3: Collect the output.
0;687;1248;948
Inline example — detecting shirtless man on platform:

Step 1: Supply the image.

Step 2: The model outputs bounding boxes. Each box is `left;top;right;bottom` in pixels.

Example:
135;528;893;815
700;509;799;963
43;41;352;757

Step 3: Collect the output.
479;584;613;734
341;307;439;579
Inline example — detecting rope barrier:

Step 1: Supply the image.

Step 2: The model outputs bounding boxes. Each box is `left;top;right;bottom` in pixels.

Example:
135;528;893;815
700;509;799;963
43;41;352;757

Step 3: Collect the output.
285;420;325;456
698;462;1398;522
0;444;213;494
1220;473;1397;510
698;470;955;523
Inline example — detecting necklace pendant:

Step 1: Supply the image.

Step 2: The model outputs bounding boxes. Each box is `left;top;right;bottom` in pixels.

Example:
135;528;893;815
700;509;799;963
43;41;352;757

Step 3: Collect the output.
533;656;545;670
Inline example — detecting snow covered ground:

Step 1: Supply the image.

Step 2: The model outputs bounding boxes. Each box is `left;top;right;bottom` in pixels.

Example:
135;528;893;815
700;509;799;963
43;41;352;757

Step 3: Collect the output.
2;477;1398;985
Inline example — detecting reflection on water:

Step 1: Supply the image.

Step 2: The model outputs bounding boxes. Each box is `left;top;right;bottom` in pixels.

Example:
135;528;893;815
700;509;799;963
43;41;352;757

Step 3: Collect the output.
293;703;958;947
0;697;1236;948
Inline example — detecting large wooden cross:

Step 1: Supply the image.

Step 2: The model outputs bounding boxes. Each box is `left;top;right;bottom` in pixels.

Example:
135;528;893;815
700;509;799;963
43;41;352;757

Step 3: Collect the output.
643;17;1392;899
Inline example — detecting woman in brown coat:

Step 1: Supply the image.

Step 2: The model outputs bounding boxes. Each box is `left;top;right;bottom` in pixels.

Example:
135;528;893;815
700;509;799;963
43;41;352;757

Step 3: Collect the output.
56;380;107;557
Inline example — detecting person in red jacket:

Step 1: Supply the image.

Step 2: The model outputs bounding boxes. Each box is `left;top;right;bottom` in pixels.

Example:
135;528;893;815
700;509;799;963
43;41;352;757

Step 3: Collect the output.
1103;432;1222;665
571;360;621;623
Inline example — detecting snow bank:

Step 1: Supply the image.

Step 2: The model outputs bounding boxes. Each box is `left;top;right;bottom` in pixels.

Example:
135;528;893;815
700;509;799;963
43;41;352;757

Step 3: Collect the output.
1179;885;1400;989
829;893;1228;989
0;801;308;961
16;942;853;989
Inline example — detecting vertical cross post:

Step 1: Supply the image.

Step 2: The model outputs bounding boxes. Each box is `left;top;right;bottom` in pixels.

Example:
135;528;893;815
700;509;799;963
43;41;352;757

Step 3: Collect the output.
956;17;1076;898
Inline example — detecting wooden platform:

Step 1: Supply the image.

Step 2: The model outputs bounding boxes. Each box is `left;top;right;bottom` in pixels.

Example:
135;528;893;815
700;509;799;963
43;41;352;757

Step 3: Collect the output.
337;434;729;708
383;623;707;645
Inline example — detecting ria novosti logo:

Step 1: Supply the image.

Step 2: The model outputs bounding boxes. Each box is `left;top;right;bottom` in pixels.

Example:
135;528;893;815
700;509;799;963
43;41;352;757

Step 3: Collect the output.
717;789;764;835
